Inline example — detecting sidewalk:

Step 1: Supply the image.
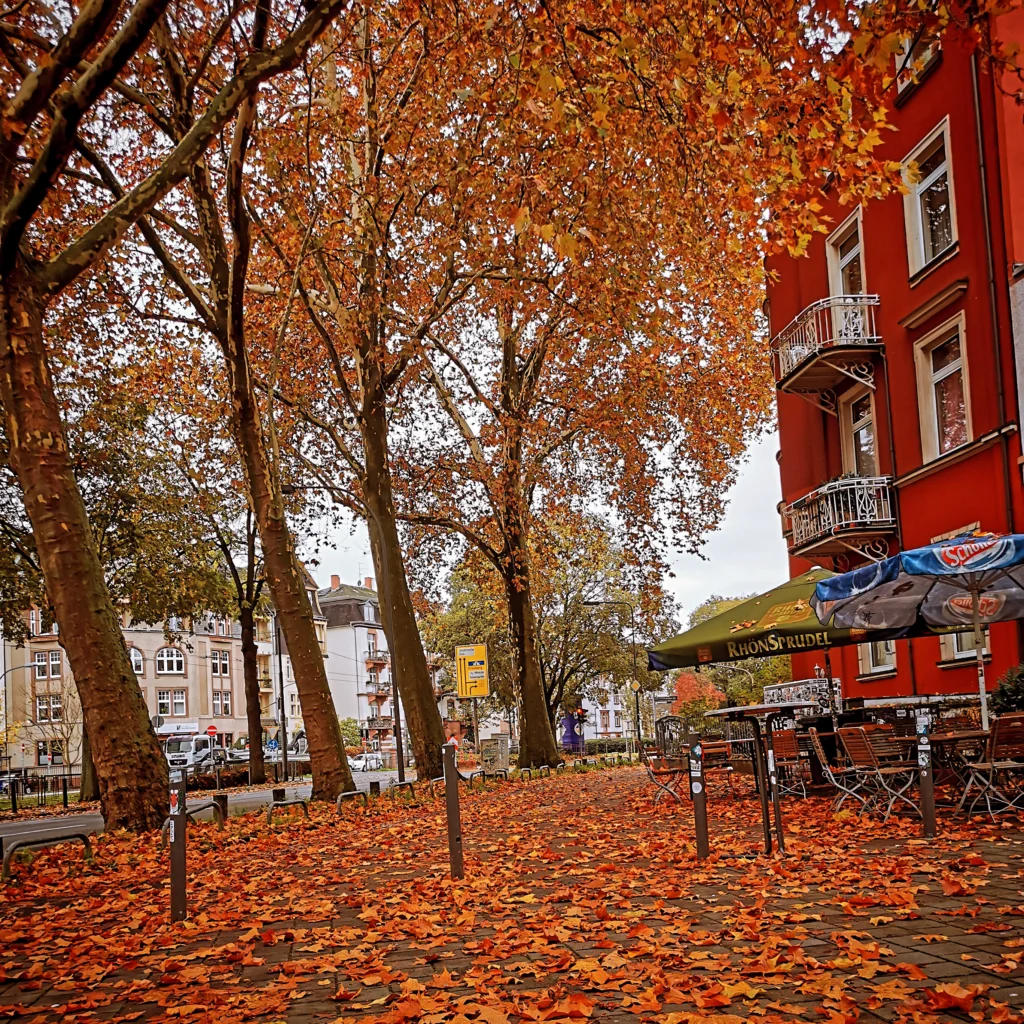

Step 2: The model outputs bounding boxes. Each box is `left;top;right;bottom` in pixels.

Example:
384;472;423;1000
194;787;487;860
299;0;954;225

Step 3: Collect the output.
1;767;1023;1023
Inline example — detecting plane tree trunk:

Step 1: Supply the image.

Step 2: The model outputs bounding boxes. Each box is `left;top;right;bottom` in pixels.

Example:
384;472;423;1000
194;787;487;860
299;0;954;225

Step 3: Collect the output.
239;603;266;785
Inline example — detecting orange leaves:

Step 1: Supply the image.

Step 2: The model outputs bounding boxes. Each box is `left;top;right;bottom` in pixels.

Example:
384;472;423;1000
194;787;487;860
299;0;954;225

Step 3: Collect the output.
940;875;976;896
908;982;992;1013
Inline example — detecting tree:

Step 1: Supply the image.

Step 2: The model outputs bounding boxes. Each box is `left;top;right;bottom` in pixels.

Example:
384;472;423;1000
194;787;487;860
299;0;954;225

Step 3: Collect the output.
687;596;793;706
338;717;361;749
670;672;725;719
0;0;353;829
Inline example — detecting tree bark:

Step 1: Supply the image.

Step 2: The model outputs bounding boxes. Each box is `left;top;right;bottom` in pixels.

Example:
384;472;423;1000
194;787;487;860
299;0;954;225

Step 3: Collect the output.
0;263;167;829
502;545;561;769
79;722;100;802
362;399;447;781
239;602;266;784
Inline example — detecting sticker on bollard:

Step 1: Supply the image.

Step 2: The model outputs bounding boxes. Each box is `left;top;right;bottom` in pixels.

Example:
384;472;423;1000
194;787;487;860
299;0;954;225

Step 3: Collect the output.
916;713;936;838
687;734;710;861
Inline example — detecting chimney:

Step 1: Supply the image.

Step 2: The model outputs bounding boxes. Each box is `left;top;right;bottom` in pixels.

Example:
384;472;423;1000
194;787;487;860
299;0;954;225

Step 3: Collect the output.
364;577;375;591
330;574;340;589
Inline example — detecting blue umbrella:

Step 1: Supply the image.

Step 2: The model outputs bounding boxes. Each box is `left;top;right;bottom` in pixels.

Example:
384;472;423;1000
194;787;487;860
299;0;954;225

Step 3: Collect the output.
810;533;1024;730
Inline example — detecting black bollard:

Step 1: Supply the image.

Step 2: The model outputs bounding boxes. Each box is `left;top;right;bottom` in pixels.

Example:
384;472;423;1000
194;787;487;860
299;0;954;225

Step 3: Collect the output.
369;780;381;798
442;742;464;879
687;734;710;861
169;769;188;922
917;714;936;838
61;776;68;808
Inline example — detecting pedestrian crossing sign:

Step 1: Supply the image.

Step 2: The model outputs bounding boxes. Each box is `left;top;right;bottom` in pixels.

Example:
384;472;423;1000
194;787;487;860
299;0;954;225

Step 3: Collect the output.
456;643;490;698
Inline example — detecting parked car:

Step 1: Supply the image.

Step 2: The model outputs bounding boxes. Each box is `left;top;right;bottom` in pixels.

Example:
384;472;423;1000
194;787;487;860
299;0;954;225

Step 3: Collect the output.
164;735;227;771
348;752;385;772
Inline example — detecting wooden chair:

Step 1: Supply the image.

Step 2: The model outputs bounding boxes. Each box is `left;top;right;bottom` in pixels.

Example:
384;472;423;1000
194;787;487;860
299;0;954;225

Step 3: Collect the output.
838;726;918;821
960;713;1024;818
808;727;869;811
772;728;807;798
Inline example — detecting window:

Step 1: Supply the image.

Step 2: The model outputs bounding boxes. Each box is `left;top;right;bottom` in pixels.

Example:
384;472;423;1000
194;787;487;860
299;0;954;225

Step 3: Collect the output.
614;710;623;729
172;689;186;716
129;648;144;675
28;609;38;636
156;647;184;674
49;650;61;678
36;694;50;722
915;316;971;462
210;650;230;678
613;690;622;706
157;690;171;716
368;669;378;686
828;215;864;298
289;693;300;718
49;693;61;722
216;617;228;636
840;388;876;477
33;652;48;681
861;640;896;674
941;629;990;662
600;710;610;731
903;122;956;275
36;741;62;766
896;36;938;93
212;691;221;716
213;690;232;716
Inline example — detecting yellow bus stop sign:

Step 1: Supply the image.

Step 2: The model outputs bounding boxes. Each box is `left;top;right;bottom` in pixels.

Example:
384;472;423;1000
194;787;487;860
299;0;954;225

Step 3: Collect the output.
456;644;490;698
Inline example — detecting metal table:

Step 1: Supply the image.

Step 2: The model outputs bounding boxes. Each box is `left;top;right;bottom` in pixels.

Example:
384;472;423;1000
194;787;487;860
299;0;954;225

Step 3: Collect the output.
705;701;824;855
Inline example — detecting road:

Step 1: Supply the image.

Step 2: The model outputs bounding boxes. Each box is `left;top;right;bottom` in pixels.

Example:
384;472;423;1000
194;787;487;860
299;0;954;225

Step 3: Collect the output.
0;770;401;849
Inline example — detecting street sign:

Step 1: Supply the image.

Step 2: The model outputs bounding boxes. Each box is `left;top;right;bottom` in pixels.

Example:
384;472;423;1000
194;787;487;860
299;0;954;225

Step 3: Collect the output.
206;725;218;738
630;680;641;692
455;644;490;698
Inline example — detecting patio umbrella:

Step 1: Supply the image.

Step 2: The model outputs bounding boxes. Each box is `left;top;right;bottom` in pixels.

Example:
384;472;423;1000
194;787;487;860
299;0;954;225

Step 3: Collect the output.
811;532;1024;730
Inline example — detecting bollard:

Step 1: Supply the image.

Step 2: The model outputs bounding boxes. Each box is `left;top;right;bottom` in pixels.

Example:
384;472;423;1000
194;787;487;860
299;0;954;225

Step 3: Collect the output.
273;762;279;783
369;780;381;798
687;734;710;861
169;769;188;922
213;792;228;822
272;787;286;803
9;778;16;815
917;713;936;838
215;766;221;791
61;776;68;809
442;742;464;880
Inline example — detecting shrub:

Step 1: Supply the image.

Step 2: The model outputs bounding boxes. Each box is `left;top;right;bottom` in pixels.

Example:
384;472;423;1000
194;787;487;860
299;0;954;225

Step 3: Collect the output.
190;766;249;790
584;738;633;754
991;664;1024;715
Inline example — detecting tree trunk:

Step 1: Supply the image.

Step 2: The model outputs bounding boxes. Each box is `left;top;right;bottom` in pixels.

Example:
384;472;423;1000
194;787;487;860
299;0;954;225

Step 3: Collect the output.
221;338;352;800
239;603;266;785
502;542;561;770
0;264;167;830
362;401;447;781
79;723;100;803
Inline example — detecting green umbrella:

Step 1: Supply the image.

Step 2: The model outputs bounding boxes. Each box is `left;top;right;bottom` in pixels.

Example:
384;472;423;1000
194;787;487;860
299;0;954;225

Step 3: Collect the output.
647;568;874;671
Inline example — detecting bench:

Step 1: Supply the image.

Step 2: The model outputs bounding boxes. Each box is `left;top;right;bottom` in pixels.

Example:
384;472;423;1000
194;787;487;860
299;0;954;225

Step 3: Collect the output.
160;799;226;848
3;833;93;880
267;798;309;823
645;754;689;805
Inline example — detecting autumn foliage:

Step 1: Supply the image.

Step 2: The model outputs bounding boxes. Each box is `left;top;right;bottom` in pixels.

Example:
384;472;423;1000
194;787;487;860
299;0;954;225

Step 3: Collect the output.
671;673;726;715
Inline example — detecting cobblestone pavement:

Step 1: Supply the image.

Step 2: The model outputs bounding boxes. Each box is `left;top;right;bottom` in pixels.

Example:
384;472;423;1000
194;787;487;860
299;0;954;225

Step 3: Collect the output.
1;767;1023;1024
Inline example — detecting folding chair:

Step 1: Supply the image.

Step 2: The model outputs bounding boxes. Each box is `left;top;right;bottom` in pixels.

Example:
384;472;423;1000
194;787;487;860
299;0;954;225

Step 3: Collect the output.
960;713;1024;819
808;727;869;811
772;728;807;798
838;726;918;821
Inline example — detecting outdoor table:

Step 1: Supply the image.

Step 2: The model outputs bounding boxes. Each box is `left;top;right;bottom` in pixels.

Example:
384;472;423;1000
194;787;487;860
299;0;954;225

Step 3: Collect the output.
705;701;822;856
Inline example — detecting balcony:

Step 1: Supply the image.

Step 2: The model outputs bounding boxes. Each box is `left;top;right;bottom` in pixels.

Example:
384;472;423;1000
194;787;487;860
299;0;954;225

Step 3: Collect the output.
366;716;393;731
771;295;882;412
364;649;390;665
365;679;390;696
783;476;897;559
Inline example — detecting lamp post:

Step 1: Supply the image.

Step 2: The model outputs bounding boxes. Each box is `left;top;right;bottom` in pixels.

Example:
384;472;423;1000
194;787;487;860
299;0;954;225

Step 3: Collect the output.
282;483;405;783
582;599;641;756
1;662;24;766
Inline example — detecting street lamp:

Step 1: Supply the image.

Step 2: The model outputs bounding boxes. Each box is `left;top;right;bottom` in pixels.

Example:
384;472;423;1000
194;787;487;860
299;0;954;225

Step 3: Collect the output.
582;599;642;757
1;662;22;763
282;482;406;783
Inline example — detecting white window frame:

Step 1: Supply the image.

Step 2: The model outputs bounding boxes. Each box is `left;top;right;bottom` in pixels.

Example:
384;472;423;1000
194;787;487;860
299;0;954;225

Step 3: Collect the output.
896;36;939;93
913;313;972;463
156;647;184;675
172;689;187;716
49;693;61;722
941;629;990;662
221;690;232;717
48;650;61;678
859;639;896;675
289;692;300;718
826;209;865;299
33;652;48;680
28;609;38;636
36;694;50;722
212;690;222;716
839;385;877;476
902;119;958;277
129;648;144;675
157;690;171;716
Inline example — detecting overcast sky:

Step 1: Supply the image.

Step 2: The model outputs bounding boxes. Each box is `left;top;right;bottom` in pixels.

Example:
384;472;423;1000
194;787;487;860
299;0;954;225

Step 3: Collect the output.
304;431;790;633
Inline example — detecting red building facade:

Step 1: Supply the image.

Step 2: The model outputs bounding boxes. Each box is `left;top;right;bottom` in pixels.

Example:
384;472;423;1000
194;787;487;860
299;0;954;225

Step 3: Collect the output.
768;17;1024;705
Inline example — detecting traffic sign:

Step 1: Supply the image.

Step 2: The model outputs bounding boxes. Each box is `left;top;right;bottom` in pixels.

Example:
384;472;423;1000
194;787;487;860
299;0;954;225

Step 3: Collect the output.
455;643;490;698
630;680;641;692
206;725;218;738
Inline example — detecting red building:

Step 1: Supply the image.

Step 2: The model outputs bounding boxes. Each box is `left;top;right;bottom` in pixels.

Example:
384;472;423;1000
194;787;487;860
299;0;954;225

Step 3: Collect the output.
768;15;1024;705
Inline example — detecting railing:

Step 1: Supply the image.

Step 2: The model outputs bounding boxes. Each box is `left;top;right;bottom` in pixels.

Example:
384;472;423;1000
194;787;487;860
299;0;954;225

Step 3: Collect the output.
783;476;895;551
365;680;391;695
771;294;881;382
364;649;390;663
366;716;393;730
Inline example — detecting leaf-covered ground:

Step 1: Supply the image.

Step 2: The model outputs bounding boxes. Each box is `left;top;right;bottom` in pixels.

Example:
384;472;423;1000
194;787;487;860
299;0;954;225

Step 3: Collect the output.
1;766;1023;1024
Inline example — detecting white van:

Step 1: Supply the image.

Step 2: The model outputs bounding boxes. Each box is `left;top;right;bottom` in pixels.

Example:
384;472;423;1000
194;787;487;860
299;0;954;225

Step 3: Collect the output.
164;735;227;771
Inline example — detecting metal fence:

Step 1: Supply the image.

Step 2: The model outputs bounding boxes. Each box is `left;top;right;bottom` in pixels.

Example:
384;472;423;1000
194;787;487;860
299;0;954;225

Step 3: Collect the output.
771;294;881;381
783;476;895;550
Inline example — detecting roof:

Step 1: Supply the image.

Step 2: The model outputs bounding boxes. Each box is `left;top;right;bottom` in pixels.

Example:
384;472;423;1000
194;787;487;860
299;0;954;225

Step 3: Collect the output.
318;583;378;605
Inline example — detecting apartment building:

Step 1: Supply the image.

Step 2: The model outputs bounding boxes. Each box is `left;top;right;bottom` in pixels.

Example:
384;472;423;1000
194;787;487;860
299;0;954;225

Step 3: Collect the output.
1;609;250;771
768;14;1024;704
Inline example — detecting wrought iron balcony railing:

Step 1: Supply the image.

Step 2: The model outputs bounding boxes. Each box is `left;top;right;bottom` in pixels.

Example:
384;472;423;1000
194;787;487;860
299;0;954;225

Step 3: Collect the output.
783;476;896;556
366;716;393;731
771;294;881;390
364;649;390;663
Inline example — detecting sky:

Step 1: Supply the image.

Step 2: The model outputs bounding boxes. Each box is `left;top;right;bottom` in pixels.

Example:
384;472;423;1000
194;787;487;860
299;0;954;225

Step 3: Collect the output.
303;430;791;635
